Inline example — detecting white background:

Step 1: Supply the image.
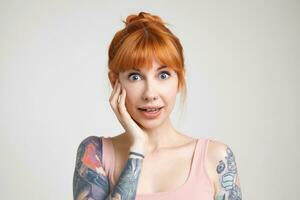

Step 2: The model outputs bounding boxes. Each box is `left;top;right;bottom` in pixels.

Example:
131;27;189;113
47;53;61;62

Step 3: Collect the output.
0;0;299;199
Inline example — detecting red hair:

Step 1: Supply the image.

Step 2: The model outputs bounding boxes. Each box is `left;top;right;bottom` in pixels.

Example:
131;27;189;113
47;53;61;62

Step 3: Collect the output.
108;12;187;105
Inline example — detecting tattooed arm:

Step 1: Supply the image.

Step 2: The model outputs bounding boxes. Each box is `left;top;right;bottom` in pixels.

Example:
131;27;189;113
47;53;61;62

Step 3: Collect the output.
73;136;144;200
206;140;242;200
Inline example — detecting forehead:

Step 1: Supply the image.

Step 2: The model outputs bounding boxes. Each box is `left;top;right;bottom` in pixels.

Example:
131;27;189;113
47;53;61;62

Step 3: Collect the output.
132;65;167;72
130;58;167;71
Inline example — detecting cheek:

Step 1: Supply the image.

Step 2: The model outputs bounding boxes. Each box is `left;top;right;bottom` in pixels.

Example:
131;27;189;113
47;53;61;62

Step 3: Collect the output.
163;82;178;99
124;86;139;108
162;82;178;109
124;85;138;98
165;90;178;106
166;87;177;97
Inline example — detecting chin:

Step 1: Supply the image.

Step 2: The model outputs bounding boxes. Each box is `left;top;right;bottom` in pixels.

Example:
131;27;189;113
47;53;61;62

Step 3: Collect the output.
133;116;167;130
139;122;162;130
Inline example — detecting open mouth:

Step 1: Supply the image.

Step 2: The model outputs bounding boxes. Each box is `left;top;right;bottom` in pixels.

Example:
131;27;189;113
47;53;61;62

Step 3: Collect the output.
137;107;164;119
138;107;163;113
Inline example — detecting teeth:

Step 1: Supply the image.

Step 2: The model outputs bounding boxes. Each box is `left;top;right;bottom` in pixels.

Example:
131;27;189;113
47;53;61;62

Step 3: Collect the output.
141;108;160;112
146;109;158;112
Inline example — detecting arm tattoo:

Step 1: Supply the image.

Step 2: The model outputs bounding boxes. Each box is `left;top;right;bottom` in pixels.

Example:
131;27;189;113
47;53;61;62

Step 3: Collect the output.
106;157;143;200
73;136;143;200
215;147;242;200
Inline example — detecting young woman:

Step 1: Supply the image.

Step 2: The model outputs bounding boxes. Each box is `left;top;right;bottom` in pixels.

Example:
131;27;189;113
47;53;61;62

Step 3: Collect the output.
73;12;242;200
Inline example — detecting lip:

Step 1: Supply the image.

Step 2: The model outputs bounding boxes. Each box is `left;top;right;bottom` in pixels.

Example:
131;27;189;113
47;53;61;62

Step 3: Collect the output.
138;107;163;119
138;106;164;110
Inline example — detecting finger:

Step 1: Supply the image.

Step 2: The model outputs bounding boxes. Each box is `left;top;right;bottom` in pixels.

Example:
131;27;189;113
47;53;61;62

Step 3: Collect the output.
110;81;121;106
110;82;122;118
109;79;119;101
118;87;131;119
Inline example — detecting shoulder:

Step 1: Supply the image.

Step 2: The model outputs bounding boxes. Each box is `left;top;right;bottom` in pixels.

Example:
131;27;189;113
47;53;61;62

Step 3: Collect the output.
204;139;242;198
74;135;107;177
76;135;104;157
77;135;103;147
205;139;230;175
205;139;239;191
206;139;235;162
73;135;110;199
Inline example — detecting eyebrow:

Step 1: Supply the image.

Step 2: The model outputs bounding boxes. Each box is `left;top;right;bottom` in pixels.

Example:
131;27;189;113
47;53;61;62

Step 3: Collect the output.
132;65;167;72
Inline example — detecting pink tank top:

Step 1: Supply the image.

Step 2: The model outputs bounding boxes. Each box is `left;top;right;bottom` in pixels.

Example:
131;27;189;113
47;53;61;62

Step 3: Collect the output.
101;137;214;200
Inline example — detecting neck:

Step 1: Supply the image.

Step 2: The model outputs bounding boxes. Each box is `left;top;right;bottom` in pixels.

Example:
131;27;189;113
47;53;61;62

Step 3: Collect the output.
124;117;182;154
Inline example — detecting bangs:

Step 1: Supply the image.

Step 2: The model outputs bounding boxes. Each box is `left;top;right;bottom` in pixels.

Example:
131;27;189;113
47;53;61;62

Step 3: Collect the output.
111;29;182;73
108;12;187;108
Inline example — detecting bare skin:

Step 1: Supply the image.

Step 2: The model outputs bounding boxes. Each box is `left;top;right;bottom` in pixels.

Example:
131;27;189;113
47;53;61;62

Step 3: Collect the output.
206;140;243;200
73;134;242;199
111;132;198;194
73;136;145;200
73;60;242;199
73;77;149;200
111;133;242;198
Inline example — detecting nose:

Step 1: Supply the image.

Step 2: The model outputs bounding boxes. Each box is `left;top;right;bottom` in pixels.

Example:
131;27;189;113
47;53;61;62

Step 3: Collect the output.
142;80;158;102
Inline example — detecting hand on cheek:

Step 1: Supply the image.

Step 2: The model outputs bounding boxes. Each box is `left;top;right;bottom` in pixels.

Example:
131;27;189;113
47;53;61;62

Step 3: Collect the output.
109;79;149;154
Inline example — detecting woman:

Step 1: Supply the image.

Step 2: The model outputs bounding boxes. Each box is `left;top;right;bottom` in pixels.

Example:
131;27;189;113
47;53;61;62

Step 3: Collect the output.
73;12;242;200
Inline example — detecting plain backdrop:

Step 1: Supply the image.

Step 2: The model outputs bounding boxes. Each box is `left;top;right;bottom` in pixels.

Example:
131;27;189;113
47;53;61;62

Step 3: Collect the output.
0;0;299;199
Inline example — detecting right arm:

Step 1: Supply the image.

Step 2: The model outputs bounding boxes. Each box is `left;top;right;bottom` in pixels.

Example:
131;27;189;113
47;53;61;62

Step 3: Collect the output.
73;136;145;200
73;78;149;199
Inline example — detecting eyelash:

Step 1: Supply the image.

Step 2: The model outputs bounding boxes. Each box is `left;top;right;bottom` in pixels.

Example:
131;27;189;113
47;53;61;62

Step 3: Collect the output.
128;71;171;81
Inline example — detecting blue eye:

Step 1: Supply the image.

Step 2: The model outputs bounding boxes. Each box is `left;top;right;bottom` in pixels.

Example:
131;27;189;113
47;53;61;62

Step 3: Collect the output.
159;71;171;80
128;71;171;81
128;73;141;81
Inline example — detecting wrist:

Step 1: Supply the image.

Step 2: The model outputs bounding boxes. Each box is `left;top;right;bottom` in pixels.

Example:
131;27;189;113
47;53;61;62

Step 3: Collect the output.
128;151;145;159
129;144;147;157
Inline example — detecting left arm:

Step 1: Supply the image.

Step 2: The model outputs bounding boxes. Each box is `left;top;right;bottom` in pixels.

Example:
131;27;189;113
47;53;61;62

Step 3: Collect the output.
206;140;242;200
215;146;242;200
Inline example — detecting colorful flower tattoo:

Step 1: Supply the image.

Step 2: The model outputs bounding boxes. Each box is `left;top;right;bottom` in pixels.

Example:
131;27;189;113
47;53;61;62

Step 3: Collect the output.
73;136;144;200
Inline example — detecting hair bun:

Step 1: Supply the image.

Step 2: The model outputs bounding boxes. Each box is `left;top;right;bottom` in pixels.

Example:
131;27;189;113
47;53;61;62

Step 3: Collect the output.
124;12;165;26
